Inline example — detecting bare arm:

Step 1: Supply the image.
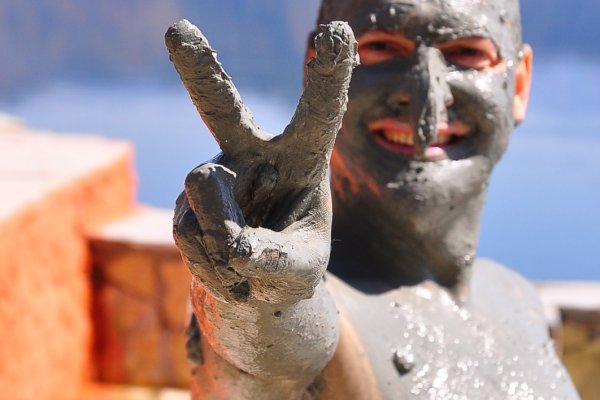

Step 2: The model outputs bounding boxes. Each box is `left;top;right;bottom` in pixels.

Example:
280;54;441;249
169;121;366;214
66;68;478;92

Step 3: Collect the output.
166;20;357;399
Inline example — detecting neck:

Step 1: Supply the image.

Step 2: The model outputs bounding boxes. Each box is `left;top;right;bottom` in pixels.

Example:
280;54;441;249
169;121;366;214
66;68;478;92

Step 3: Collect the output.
329;191;486;293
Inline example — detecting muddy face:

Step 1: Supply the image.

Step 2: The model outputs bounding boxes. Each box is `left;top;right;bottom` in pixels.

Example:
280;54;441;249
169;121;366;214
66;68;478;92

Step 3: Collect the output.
315;0;530;288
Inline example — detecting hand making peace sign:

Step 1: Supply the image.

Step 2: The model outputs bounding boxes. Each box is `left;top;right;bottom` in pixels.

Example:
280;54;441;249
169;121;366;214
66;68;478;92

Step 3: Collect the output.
168;20;357;306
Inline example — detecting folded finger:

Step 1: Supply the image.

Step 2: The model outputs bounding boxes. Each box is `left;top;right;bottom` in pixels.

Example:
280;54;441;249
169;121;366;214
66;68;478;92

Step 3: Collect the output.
174;191;240;298
184;163;245;267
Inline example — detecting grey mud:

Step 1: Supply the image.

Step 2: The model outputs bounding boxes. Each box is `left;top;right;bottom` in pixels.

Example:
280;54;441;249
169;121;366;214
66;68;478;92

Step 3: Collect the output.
166;1;578;398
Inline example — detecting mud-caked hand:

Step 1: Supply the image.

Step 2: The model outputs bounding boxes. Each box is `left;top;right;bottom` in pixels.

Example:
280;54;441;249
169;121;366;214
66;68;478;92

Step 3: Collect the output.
167;20;357;305
166;20;357;387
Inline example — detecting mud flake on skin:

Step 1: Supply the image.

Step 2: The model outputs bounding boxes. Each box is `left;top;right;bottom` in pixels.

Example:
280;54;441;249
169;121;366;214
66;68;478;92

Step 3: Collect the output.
392;345;415;375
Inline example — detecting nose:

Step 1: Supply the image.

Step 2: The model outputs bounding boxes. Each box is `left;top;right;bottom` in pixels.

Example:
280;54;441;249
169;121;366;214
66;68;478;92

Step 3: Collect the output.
410;42;453;157
387;41;453;158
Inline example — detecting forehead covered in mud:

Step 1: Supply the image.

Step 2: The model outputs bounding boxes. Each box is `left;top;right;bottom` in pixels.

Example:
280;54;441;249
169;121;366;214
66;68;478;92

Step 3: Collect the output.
317;0;522;58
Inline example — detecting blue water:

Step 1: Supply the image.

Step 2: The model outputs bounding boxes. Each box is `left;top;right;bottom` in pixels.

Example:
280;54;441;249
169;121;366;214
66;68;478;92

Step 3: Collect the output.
1;59;599;281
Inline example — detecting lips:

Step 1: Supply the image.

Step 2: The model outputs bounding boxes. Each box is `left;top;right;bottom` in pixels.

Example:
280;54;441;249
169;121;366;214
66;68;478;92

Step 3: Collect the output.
368;118;469;160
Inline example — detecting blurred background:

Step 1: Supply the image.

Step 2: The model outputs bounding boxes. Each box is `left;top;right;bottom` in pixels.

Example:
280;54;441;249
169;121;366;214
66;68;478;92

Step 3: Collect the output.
0;0;598;281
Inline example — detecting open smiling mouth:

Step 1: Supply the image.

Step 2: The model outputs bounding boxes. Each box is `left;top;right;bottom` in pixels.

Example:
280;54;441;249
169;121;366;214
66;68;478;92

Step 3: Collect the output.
368;118;469;160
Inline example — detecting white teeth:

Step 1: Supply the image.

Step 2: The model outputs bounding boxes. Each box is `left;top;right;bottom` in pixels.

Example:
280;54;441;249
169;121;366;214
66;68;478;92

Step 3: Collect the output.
383;131;413;145
381;130;452;146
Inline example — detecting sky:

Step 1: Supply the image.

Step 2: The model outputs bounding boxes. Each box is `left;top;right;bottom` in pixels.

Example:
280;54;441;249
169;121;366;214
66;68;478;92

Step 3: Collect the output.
0;1;598;281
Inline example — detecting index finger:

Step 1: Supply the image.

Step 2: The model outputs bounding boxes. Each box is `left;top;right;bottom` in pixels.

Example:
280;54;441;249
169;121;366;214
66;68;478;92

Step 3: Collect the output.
280;22;358;172
165;20;269;155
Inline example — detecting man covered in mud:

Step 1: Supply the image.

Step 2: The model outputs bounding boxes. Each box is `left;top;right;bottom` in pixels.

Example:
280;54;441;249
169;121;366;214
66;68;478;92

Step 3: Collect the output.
166;0;579;398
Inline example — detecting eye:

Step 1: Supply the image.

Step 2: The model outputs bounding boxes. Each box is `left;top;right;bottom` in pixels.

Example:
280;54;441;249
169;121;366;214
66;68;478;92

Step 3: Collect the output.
358;33;413;65
437;38;500;70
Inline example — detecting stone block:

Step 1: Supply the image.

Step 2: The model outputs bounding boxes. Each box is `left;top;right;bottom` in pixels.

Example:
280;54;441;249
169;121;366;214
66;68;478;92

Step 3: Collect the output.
538;282;600;400
0;129;135;399
90;207;191;388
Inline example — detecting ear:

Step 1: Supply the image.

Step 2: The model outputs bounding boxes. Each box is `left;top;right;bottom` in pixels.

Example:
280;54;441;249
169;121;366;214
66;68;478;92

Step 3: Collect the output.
513;44;533;123
303;48;317;87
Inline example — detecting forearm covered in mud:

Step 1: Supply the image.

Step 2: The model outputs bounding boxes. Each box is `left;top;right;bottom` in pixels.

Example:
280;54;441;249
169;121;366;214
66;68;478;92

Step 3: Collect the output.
188;278;339;399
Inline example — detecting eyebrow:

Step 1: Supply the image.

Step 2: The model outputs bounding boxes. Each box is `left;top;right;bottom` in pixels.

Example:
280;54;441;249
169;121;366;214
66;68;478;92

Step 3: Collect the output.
359;31;498;51
358;31;414;45
435;37;498;50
